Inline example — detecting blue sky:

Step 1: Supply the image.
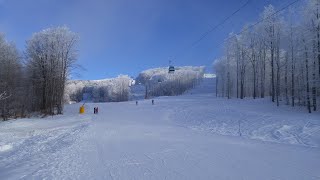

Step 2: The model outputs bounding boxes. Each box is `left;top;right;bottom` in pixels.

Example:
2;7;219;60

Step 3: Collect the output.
0;0;298;80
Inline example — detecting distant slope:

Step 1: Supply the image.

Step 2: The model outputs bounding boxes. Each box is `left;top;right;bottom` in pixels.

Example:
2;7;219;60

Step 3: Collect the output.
186;76;216;95
65;66;207;102
134;66;205;98
130;84;145;100
136;66;205;84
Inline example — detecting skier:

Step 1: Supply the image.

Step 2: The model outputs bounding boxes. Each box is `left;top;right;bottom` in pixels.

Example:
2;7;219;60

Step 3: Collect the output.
136;101;138;105
96;107;99;114
152;99;154;105
94;107;96;114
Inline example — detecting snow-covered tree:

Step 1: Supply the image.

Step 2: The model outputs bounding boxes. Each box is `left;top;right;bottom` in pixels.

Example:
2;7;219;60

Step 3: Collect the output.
136;66;205;97
66;75;133;103
214;1;320;113
26;26;79;115
0;33;23;120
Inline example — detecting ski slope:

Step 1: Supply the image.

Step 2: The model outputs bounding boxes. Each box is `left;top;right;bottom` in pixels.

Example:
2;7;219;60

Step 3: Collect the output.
187;77;216;95
0;78;319;179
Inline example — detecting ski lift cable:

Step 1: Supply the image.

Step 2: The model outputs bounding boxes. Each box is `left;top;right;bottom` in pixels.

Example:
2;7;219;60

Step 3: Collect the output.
219;0;302;49
190;0;251;48
172;0;251;61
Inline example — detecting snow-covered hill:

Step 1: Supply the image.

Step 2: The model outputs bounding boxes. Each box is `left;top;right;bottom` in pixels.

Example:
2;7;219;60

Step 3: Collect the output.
135;66;205;97
136;66;205;84
66;66;205;103
65;75;133;103
0;78;319;179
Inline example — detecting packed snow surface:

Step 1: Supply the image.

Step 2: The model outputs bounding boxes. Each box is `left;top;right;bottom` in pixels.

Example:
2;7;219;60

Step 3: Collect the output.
0;78;319;179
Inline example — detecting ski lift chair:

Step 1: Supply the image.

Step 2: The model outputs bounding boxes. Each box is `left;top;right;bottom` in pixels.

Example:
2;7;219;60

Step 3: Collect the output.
168;66;175;73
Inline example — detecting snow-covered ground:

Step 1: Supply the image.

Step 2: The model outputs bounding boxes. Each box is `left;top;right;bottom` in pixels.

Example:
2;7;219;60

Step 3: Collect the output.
0;78;319;179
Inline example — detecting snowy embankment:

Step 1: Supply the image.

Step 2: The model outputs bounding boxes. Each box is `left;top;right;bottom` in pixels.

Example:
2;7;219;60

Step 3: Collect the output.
168;95;320;148
0;77;319;179
173;78;320;148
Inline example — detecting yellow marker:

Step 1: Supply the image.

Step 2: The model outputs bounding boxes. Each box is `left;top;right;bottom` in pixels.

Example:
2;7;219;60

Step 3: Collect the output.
79;106;85;114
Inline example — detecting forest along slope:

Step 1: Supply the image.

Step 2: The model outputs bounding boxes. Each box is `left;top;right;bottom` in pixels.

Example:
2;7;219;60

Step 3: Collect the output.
0;77;319;179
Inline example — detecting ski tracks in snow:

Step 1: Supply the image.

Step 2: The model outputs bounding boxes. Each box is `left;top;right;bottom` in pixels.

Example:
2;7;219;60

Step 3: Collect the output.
0;99;319;179
0;117;91;179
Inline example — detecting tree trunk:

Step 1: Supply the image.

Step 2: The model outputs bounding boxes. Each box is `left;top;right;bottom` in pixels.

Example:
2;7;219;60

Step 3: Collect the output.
317;8;320;79
216;76;218;97
291;41;295;107
312;41;317;111
285;53;289;105
271;40;275;102
237;54;239;98
261;47;266;98
304;40;312;113
227;72;230;99
276;43;280;107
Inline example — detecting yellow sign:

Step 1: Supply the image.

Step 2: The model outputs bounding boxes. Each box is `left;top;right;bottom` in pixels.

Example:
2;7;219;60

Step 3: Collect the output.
79;106;85;114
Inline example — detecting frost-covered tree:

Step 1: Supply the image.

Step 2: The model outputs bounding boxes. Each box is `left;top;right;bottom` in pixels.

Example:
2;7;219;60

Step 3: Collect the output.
137;66;205;97
65;75;133;103
26;26;79;115
303;0;320;111
0;33;23;120
214;1;320;113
